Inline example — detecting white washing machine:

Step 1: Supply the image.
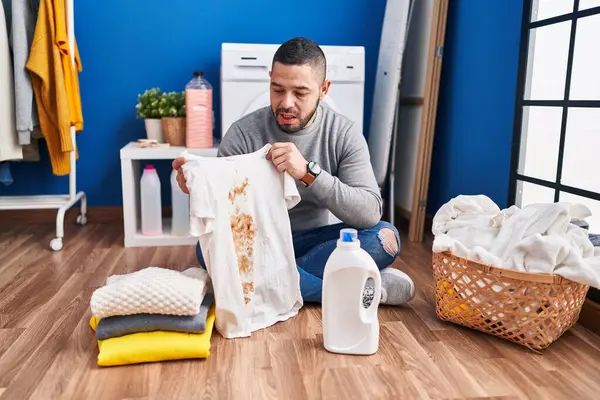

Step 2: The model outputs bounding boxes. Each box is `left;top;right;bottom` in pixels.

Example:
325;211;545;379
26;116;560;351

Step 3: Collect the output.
220;42;365;138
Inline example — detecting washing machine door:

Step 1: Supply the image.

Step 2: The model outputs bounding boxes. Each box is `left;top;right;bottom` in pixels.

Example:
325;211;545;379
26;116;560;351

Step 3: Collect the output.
243;90;340;117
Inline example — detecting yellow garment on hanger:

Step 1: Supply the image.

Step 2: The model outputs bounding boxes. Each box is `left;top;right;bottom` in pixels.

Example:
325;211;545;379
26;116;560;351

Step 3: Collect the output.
89;306;216;367
26;0;84;176
54;0;84;133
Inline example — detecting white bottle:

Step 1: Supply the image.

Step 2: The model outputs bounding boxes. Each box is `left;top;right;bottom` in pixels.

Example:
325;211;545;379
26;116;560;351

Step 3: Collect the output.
140;165;162;236
170;169;190;236
322;228;382;355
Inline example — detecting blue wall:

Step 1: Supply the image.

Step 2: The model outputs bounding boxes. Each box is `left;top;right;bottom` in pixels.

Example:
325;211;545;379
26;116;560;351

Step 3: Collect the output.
427;1;523;214
2;0;524;213
1;0;387;205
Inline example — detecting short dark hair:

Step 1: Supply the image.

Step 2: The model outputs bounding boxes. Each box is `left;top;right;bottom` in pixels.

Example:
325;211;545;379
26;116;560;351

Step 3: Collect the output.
272;37;327;82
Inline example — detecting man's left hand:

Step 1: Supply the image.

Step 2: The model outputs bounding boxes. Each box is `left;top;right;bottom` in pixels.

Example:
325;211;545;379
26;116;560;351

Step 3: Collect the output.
266;143;307;180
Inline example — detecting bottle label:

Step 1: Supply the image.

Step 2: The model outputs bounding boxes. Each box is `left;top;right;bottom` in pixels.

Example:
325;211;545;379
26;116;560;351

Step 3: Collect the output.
186;89;213;148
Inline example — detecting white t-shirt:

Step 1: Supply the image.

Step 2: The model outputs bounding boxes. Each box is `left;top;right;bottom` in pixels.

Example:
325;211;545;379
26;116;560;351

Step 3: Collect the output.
181;144;303;339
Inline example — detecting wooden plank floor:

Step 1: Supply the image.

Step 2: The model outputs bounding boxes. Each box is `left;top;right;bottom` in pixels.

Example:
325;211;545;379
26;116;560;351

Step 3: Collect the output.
1;220;600;399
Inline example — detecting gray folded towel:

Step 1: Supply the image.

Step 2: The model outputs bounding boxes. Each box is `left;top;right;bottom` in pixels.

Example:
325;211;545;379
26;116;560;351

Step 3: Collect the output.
95;294;214;340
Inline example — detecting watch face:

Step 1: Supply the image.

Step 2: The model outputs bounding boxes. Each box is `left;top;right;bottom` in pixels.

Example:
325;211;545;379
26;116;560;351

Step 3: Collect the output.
309;161;321;175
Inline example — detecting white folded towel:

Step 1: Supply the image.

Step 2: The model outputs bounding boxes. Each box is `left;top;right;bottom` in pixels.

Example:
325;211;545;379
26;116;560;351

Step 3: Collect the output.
432;195;600;289
90;267;209;318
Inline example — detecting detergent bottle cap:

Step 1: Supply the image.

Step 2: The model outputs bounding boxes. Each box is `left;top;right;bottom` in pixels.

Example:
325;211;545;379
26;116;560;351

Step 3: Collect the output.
340;228;358;243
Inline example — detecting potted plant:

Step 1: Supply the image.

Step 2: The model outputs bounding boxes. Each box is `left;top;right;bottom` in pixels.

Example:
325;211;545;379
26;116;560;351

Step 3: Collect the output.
136;88;165;142
159;91;186;146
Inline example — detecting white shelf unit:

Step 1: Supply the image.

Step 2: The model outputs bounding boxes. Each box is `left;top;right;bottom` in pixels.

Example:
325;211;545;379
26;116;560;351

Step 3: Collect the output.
119;142;218;247
0;0;86;252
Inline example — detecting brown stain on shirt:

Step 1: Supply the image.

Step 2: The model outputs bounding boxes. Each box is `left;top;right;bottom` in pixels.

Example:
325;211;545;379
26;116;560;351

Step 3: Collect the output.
228;177;256;304
242;281;255;305
228;178;249;202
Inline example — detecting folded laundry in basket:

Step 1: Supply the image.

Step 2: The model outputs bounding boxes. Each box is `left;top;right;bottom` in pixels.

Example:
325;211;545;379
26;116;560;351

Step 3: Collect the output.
90;267;209;318
95;294;214;340
432;195;600;289
89;305;216;367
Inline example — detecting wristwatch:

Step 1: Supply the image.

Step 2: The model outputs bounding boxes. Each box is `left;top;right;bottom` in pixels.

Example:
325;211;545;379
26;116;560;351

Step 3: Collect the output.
300;161;322;187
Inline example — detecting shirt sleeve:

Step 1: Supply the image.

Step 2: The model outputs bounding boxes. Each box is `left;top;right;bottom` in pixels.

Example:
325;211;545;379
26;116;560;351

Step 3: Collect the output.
306;122;383;229
282;171;301;210
181;159;216;236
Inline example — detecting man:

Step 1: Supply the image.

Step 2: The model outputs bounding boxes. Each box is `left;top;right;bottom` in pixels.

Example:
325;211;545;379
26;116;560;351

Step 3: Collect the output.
173;37;415;306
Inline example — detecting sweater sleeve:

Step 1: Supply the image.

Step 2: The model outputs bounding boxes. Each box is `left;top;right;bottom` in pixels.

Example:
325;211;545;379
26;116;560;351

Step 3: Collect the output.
307;122;383;229
11;0;37;145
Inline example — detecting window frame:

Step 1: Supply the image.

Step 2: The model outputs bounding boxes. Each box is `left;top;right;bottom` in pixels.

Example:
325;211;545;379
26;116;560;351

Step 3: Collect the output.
508;0;600;206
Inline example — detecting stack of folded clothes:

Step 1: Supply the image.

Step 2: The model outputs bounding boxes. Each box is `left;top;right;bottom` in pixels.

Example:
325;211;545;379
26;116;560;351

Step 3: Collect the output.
89;266;216;367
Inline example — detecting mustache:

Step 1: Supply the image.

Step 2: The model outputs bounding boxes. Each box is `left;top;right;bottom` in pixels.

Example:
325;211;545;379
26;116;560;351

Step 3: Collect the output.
276;108;299;117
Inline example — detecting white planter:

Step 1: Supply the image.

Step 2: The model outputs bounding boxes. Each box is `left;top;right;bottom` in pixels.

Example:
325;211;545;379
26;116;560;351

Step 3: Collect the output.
144;118;165;142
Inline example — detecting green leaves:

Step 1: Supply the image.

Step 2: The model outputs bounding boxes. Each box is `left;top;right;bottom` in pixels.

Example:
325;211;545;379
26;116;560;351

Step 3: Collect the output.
136;88;186;119
136;88;163;119
159;91;186;118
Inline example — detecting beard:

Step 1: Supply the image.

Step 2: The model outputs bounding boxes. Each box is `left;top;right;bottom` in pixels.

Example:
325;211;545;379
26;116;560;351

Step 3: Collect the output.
272;100;319;134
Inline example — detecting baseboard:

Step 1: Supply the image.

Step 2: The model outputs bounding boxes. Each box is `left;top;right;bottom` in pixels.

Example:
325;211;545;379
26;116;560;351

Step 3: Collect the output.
393;206;410;233
395;205;411;221
0;206;180;225
425;213;433;234
4;205;431;233
0;206;123;224
587;287;600;303
4;204;429;230
579;299;600;337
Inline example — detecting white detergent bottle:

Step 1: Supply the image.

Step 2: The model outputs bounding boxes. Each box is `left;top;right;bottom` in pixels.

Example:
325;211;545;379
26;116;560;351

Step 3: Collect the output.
322;228;382;355
170;169;190;236
140;165;163;236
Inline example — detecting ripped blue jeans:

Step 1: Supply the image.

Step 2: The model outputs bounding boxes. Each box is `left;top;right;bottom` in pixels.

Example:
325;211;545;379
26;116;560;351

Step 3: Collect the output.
195;221;401;303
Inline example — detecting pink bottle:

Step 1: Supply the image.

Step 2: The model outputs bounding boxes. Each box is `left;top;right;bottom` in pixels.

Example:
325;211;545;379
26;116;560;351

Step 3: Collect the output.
185;71;213;148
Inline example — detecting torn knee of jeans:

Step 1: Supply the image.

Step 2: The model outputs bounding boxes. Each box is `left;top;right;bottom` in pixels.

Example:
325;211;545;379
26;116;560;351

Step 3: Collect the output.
378;228;399;257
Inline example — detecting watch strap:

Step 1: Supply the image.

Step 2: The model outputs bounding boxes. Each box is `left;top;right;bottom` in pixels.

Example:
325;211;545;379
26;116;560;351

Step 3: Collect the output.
300;171;316;186
300;162;318;187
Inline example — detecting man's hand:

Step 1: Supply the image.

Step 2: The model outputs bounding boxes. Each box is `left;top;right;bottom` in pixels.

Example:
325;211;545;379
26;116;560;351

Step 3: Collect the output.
172;157;189;194
266;143;307;180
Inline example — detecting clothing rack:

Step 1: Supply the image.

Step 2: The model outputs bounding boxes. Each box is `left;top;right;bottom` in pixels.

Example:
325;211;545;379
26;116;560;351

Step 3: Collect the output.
0;0;86;251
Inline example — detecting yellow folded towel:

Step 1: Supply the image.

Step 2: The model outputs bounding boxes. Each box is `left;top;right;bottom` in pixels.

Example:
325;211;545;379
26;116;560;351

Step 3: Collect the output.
89;306;216;367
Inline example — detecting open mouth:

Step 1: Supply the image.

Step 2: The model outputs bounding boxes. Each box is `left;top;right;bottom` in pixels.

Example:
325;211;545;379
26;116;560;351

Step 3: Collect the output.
278;113;297;123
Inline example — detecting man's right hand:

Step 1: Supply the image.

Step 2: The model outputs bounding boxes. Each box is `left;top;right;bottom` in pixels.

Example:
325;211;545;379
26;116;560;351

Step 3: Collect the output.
172;157;189;194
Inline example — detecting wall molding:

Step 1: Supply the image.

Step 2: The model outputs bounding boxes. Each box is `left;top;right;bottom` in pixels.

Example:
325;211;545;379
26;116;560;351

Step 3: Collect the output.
0;206;177;227
0;207;123;224
0;206;183;226
0;206;165;225
579;299;600;337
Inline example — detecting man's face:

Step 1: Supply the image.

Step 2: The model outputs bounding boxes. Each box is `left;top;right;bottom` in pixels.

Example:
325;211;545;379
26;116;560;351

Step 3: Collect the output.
269;62;330;133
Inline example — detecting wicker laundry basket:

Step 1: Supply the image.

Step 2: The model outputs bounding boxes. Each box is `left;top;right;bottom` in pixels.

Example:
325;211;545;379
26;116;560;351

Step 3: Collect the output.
432;251;590;352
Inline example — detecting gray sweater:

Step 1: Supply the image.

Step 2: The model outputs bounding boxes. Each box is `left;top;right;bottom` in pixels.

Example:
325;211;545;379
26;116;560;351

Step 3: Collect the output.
218;103;383;232
10;0;38;145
